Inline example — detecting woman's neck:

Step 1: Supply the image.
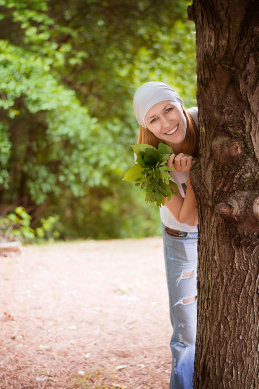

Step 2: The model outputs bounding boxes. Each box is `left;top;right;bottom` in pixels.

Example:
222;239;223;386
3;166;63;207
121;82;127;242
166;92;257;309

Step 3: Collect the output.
166;141;184;154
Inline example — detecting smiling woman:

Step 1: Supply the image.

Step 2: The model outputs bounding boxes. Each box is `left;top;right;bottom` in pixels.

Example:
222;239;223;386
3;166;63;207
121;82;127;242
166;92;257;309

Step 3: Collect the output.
132;81;199;389
133;82;198;227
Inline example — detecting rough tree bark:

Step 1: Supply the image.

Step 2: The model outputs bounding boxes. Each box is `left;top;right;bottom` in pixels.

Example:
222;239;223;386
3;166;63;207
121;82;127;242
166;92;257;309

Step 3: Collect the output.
188;1;259;388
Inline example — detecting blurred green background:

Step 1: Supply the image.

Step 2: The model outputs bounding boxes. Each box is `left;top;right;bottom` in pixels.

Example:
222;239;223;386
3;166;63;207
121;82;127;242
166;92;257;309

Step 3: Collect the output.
0;0;196;241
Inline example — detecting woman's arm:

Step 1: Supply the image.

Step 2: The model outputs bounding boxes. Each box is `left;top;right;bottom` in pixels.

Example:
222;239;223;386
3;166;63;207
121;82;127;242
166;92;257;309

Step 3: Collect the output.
165;153;198;226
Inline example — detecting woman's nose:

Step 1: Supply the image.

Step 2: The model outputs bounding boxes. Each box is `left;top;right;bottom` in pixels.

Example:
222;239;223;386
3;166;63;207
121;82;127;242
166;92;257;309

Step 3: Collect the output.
160;115;170;129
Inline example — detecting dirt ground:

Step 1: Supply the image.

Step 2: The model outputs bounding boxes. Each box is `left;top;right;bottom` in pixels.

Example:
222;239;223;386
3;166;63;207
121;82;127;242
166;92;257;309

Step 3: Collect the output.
0;237;172;389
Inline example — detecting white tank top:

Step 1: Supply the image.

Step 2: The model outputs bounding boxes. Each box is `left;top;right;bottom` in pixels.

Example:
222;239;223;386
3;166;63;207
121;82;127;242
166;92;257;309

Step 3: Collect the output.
160;107;198;232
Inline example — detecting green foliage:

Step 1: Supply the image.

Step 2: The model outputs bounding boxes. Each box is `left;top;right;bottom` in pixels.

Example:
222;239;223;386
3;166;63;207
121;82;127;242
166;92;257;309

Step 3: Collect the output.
0;39;126;204
0;0;196;239
35;215;60;240
47;182;161;240
0;207;60;243
132;19;197;108
123;143;178;207
0;122;11;188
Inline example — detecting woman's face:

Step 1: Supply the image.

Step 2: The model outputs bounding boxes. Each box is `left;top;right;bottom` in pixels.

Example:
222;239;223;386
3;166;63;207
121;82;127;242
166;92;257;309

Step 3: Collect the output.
145;100;186;150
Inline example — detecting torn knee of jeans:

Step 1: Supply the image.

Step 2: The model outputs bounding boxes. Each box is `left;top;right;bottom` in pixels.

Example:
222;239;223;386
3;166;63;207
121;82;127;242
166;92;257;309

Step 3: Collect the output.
182;295;197;305
183;270;195;279
176;270;195;286
174;295;197;306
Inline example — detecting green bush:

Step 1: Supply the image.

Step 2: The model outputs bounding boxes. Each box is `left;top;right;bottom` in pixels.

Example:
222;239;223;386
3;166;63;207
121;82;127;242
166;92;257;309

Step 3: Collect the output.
0;207;60;243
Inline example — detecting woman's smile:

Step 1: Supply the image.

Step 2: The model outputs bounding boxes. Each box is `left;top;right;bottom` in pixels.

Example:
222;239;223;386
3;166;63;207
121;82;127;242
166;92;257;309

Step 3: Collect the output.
164;124;179;135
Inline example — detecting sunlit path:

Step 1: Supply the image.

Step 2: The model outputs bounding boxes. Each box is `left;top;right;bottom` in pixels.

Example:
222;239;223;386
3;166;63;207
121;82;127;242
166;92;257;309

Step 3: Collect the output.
0;238;171;388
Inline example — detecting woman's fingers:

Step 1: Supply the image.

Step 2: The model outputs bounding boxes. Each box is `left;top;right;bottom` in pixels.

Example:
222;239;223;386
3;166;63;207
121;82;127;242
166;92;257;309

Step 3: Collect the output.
174;154;193;172
167;153;176;167
168;153;194;172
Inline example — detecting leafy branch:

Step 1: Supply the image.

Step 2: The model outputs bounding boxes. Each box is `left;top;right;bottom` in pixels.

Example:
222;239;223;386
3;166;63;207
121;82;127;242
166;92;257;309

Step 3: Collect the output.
123;143;178;207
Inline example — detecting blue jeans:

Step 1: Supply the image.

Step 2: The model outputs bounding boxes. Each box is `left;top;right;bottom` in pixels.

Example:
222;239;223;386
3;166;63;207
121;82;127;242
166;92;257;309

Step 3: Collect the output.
162;224;198;389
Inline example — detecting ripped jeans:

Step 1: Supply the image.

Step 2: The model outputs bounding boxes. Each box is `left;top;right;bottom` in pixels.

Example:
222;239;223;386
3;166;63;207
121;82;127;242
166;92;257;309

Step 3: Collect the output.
162;224;198;389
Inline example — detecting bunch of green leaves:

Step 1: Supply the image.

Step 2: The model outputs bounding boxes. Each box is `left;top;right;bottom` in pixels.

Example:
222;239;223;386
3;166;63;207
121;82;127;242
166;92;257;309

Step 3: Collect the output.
123;143;178;207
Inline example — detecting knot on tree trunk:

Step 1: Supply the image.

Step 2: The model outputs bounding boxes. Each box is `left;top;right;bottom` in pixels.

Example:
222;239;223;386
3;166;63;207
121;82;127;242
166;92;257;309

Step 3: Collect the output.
212;135;243;163
215;192;259;233
215;198;240;220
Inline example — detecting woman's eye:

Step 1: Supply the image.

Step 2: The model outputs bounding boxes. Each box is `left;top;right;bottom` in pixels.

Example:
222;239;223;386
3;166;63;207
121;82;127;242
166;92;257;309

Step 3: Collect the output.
166;107;173;112
150;117;157;123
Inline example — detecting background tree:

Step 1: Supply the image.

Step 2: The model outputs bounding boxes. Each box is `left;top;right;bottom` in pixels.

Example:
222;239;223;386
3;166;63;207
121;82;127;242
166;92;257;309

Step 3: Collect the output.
188;0;259;387
0;0;196;239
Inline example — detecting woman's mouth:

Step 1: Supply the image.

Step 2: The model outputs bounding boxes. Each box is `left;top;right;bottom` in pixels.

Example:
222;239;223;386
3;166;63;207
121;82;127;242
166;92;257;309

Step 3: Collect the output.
165;124;178;135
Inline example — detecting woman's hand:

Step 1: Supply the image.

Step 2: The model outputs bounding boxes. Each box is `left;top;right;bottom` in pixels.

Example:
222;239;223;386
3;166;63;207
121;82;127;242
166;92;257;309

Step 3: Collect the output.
168;153;195;173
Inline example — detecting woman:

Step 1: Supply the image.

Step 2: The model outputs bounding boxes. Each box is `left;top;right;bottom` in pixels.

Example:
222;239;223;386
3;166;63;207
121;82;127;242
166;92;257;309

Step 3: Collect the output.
133;81;199;389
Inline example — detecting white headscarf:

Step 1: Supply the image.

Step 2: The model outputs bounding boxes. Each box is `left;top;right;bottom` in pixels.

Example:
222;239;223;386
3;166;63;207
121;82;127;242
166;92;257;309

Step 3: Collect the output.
133;81;184;128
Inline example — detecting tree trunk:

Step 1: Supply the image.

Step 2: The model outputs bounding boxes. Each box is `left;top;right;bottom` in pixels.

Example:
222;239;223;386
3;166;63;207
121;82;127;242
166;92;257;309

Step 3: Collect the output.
189;1;259;388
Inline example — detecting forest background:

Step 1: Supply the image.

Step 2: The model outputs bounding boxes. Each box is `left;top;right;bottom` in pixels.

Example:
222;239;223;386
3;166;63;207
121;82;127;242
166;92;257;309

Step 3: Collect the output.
0;0;196;241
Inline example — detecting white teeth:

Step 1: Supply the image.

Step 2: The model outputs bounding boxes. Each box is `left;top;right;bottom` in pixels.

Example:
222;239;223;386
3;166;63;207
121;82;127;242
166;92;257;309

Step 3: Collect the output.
165;125;178;135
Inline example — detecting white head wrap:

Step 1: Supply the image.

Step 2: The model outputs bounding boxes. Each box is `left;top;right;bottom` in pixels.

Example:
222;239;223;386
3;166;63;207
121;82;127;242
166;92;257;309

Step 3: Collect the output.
133;81;183;128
